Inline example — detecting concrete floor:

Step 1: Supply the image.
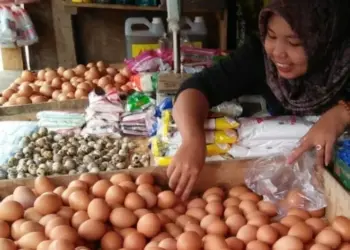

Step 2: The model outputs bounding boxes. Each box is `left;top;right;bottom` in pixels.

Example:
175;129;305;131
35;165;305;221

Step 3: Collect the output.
0;70;21;91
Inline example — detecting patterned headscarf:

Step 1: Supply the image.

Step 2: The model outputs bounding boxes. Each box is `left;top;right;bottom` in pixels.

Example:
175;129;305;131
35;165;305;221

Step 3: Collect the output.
259;0;350;114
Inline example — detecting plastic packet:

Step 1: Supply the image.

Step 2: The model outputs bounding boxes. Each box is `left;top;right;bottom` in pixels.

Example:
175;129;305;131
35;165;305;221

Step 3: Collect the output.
204;117;240;130
151;136;230;157
154;155;229;167
211;100;243;117
169;129;238;145
238;116;313;141
245;151;327;215
128;72;158;92
155;97;174;118
126;92;155;112
125;50;172;73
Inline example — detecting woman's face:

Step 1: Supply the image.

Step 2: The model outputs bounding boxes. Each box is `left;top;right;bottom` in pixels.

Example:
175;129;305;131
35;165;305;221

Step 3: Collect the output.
264;14;308;79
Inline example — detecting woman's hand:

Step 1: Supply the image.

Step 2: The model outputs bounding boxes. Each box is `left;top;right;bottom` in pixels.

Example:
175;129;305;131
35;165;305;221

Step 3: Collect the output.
288;105;350;166
167;139;206;201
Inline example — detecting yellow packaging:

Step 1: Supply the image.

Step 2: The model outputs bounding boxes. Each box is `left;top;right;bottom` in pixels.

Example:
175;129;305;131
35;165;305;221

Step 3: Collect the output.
154;156;172;167
204;117;240;130
207;130;238;144
206;143;231;156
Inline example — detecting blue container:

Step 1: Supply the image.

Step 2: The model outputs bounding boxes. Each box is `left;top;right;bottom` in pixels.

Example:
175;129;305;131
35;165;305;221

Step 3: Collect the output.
135;0;158;6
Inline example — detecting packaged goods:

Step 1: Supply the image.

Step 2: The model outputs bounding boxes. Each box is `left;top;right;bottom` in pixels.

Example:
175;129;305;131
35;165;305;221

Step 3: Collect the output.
237;116;314;141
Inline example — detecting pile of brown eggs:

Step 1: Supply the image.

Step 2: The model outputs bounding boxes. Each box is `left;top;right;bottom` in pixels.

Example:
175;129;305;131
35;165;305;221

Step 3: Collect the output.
0;61;133;107
0;172;349;250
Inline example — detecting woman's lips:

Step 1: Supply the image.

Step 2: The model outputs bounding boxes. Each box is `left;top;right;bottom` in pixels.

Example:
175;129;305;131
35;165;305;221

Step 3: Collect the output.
275;62;292;73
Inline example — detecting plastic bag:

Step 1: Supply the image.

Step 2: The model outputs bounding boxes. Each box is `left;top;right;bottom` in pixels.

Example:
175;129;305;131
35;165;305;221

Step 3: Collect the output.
0;121;38;165
229;139;299;159
238;116;313;141
204;117;240;130
12;6;38;47
0;6;17;48
245;151;327;215
211;100;243;117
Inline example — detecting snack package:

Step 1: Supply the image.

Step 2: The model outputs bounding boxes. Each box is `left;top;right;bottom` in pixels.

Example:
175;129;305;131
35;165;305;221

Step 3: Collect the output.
245;151;327;215
204;117;240;130
151;136;230;157
154;155;228;167
128;72;158;92
169;130;238;145
126;92;155;112
238;116;314;141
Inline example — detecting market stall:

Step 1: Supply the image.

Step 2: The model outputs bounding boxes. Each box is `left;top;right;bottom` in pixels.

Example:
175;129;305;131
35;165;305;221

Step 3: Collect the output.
0;0;349;249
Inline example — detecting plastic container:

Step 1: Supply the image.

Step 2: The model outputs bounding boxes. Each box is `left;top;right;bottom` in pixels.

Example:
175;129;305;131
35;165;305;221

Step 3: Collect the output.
125;17;165;59
181;16;208;48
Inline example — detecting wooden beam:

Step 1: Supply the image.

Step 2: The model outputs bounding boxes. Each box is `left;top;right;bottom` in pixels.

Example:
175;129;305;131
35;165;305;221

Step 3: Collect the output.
0;48;24;70
217;9;228;51
51;0;77;67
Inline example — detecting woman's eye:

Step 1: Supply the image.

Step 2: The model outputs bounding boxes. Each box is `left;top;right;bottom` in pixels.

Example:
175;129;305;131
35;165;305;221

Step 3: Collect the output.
267;33;276;39
289;41;302;47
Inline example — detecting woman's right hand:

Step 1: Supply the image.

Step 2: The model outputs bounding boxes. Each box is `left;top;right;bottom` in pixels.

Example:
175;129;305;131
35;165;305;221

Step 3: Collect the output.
167;139;206;201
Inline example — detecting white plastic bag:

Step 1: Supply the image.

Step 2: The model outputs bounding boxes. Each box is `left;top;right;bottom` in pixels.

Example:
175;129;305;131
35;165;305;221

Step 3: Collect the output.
229;139;299;159
245;151;327;215
0;6;17;48
12;6;38;47
0;121;38;165
238;116;314;141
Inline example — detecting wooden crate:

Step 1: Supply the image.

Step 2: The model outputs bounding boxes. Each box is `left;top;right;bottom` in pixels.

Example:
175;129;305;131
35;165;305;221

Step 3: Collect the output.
0;99;88;121
0;160;348;222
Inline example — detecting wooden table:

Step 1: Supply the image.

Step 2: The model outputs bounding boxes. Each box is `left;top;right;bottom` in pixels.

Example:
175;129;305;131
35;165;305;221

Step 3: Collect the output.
51;0;228;68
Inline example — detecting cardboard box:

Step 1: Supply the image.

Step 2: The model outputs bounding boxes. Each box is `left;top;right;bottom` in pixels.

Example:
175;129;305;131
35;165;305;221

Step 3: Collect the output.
157;73;191;93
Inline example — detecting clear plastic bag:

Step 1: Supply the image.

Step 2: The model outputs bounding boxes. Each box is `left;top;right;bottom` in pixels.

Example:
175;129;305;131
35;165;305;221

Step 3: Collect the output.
0;6;17;48
12;6;39;47
245;151;327;215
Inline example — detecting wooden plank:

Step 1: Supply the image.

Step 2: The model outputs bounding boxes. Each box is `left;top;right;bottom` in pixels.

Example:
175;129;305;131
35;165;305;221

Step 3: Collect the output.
64;1;224;12
0;160;249;198
51;0;77;67
217;9;228;51
1;48;24;70
324;170;350;222
0;99;88;119
64;1;161;11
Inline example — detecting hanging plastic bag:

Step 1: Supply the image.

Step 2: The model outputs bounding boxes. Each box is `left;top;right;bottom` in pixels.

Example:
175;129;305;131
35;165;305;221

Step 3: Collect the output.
245;151;326;216
0;6;17;48
12;6;38;47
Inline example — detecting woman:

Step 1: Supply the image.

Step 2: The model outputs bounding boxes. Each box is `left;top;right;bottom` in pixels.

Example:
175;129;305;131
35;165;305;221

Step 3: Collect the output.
167;0;350;200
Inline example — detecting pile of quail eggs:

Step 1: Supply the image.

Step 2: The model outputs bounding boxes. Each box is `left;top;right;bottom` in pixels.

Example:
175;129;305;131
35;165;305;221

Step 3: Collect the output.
0;127;151;180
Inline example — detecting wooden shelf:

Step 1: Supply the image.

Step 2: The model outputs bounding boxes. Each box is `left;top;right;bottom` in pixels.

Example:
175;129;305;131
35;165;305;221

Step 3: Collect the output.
63;2;162;11
63;1;219;13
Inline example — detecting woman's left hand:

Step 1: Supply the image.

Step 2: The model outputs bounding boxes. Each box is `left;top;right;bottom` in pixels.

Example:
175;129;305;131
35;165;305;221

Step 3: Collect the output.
288;104;350;167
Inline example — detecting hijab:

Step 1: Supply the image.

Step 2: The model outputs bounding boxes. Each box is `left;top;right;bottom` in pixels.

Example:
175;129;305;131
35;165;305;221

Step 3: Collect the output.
259;0;350;115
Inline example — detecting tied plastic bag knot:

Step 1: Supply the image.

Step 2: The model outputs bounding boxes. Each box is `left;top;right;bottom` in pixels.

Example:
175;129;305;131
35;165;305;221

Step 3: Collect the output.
245;151;327;216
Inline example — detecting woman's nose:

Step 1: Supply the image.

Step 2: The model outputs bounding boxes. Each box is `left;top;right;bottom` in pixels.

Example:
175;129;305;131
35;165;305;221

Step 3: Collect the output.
273;41;288;59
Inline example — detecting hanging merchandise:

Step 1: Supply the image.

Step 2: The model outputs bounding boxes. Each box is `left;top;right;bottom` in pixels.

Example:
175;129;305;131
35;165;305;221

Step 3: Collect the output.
0;5;38;48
